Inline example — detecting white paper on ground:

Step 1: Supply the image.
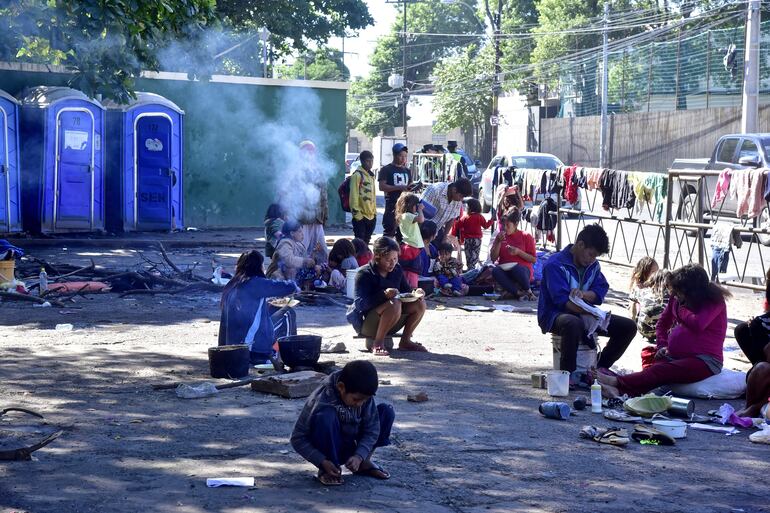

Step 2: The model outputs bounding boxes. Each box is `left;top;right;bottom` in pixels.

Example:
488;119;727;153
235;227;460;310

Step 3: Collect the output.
461;305;494;312
206;477;255;487
689;423;739;435
494;305;534;313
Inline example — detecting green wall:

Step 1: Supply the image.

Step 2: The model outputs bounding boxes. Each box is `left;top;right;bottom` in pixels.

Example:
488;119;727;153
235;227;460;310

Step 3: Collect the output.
0;66;347;228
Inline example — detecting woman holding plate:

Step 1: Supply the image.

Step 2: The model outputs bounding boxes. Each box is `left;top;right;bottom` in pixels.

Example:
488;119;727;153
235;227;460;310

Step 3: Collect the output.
491;208;537;301
349;237;427;356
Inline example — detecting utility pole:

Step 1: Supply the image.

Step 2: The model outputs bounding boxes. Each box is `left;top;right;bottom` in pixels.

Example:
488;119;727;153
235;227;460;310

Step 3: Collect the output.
489;0;503;158
741;0;761;133
402;0;408;138
599;2;609;168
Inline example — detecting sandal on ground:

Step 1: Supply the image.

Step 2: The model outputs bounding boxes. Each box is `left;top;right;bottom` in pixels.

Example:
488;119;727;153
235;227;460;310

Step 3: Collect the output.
371;344;390;357
603;410;643;423
579;425;630;446
631;424;676;446
355;461;391;480
316;471;344;486
398;340;428;352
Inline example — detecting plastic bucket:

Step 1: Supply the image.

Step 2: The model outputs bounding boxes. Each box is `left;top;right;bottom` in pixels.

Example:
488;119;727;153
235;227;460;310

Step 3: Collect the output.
346;268;360;299
420;199;437;219
546;370;570;397
0;260;15;283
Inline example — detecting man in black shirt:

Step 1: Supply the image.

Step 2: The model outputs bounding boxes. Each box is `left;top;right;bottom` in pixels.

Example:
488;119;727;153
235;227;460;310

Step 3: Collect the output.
378;143;411;238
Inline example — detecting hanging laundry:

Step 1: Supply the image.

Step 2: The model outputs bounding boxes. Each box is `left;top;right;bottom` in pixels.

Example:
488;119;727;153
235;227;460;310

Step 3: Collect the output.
600;169;613;210
575;167;587;189
615;171;636;210
711;168;733;208
710;222;733;282
734;169;766;218
586;167;603;191
642;173;668;222
562;165;579;204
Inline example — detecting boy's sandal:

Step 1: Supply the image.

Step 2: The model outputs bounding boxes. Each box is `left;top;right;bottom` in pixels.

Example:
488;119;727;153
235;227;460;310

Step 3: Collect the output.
631;424;676;446
316;471;344;486
371;344;390;357
355;461;391;480
603;410;643;423
579;425;630;446
398;340;428;352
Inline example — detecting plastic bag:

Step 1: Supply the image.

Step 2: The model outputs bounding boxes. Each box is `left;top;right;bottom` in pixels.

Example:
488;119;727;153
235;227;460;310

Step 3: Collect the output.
669;368;747;399
175;382;219;399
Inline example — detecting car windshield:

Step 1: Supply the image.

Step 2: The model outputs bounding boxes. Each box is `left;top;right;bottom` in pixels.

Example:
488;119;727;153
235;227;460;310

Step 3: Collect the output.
509;156;562;170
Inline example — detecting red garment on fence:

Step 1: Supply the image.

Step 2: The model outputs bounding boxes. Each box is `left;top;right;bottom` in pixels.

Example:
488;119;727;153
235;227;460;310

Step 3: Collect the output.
562;165;579;204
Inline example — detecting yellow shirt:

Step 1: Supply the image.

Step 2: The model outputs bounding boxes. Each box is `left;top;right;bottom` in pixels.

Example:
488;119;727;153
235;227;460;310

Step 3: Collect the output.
349;169;377;221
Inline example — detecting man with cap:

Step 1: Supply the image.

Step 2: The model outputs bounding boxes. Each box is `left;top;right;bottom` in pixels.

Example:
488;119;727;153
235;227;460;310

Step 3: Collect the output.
378;143;412;238
447;140;467;181
349;150;377;244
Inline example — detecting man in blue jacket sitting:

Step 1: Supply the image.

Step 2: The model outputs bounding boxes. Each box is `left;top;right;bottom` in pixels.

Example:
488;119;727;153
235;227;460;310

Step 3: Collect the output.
538;224;637;372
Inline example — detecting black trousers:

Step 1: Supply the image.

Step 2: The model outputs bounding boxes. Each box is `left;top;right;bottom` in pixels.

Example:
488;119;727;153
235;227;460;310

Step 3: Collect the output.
352;217;376;244
551;312;637;373
734;316;770;366
382;204;397;237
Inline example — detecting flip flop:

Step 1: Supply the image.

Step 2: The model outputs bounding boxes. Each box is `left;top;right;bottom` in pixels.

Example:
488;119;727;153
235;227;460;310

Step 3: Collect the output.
316;471;344;486
603;410;643;423
355;461;391;480
631;424;676;446
579;425;630;446
398;340;428;352
371;344;390;357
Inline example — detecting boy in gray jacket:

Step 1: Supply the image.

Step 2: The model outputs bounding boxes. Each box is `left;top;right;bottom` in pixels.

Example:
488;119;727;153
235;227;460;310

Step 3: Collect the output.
290;360;395;486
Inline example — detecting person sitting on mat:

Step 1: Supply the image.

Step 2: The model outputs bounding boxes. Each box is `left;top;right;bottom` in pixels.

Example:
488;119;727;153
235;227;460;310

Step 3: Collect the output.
219;250;299;364
599;264;730;398
537;224;637;373
349;237;427;356
291;360;395;486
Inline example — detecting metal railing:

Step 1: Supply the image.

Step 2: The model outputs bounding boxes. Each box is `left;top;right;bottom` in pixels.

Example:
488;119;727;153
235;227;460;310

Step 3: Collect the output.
556;169;769;291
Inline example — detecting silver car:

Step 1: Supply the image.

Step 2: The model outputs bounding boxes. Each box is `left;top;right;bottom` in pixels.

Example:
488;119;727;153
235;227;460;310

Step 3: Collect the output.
478;152;565;213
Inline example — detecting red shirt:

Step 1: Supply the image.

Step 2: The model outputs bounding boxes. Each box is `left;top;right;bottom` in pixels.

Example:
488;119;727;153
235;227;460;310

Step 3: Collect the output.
455;213;493;241
496;230;536;278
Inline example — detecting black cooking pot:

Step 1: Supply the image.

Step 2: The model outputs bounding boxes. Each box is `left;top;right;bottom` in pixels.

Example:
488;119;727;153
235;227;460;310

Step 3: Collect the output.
278;335;322;368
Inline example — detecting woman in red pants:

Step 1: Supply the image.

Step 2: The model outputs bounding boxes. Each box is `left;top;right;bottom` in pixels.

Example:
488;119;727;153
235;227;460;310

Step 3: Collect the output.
599;264;731;398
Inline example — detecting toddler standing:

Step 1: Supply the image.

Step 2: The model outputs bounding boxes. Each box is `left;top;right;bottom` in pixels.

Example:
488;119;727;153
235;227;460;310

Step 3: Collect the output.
396;192;425;288
455;198;493;269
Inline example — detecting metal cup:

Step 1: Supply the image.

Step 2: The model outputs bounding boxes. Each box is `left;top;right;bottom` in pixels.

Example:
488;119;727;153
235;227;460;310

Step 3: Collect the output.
668;396;695;418
539;401;571;420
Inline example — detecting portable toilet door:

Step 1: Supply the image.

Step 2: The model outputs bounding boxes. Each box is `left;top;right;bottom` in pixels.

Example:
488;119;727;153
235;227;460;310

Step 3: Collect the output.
0;90;21;233
105;92;184;232
19;86;105;233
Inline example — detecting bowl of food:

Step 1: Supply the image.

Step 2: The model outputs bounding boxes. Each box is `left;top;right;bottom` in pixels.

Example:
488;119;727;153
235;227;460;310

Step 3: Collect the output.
397;289;425;303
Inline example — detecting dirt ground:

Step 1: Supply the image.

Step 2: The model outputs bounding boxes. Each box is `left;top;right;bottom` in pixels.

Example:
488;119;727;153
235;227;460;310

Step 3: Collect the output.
0;230;768;513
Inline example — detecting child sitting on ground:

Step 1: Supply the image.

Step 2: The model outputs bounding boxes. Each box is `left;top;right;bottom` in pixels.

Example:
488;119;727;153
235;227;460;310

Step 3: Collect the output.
327;239;359;291
455;198;493;270
433;242;466;296
266;219;318;288
264;203;286;259
291;360;395;486
353;238;373;267
395;192;425;288
628;256;659;321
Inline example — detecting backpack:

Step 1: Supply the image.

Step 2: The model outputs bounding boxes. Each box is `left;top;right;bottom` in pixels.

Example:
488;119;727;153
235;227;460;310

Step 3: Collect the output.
338;170;362;213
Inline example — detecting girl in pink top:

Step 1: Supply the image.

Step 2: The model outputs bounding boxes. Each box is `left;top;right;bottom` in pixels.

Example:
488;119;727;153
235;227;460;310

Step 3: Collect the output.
599;264;730;398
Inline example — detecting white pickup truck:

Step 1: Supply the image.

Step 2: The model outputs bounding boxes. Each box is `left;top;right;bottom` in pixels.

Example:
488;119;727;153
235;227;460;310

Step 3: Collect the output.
670;133;770;245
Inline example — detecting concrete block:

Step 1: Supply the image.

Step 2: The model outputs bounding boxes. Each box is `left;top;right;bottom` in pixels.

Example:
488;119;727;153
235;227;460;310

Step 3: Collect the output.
250;371;326;399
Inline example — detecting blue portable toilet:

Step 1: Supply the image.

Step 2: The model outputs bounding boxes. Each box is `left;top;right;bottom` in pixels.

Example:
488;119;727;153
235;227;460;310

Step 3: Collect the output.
19;86;105;233
104;92;184;232
0;89;22;233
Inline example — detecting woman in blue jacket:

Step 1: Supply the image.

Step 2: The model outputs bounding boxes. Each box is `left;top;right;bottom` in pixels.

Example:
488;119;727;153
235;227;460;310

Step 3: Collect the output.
219;250;300;364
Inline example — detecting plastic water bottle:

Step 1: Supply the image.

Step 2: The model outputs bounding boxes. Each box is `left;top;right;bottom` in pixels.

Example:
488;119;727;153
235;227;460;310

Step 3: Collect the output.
591;379;603;413
38;267;48;294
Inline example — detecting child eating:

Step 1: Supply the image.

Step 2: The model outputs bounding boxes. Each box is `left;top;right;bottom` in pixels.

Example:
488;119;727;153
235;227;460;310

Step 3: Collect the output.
266;220;317;288
433;242;465;296
291;360;395;486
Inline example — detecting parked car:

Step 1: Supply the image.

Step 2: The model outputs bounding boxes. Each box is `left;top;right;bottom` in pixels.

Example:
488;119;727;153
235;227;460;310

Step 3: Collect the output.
670;133;770;245
478;152;565;213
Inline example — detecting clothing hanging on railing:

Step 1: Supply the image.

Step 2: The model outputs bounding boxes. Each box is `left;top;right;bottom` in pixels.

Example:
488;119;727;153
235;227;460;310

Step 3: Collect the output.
629;172;652;215
642;173;667;222
711;168;733;208
599;169;635;211
585;168;603;191
735;168;767;218
561;165;579;204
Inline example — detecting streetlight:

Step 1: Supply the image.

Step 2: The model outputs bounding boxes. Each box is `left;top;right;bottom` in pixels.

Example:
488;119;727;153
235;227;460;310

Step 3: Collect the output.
258;26;270;78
